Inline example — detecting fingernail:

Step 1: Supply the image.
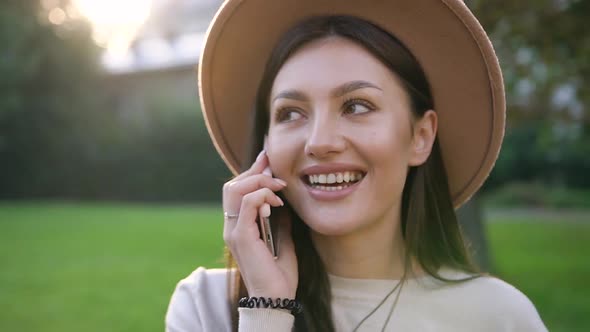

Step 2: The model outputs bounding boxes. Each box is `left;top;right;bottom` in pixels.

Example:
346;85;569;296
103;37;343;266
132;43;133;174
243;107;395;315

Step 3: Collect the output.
277;196;284;206
261;204;271;218
275;178;287;186
256;150;266;161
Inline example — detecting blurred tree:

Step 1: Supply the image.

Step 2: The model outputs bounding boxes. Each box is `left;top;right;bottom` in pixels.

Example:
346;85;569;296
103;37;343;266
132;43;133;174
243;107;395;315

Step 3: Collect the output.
471;0;588;121
1;0;587;205
469;0;590;188
0;1;229;202
459;0;590;272
0;0;101;198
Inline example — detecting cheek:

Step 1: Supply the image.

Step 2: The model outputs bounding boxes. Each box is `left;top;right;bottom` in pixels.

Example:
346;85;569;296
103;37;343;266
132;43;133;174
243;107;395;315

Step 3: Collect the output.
368;140;408;178
362;124;412;188
358;116;411;159
265;131;298;178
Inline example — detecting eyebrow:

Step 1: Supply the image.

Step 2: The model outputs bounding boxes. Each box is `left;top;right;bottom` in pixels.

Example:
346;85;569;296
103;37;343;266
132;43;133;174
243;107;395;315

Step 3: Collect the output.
271;80;382;103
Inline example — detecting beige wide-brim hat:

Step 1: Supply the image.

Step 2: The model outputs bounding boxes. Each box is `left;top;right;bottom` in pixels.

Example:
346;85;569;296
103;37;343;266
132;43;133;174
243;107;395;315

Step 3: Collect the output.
199;0;505;209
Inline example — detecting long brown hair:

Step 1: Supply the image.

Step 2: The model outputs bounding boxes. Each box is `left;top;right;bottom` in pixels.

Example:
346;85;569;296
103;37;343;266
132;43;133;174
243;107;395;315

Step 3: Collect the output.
226;15;479;331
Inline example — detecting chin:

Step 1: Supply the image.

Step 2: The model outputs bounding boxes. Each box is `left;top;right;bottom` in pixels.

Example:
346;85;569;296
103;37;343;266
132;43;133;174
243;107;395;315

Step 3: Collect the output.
297;209;367;237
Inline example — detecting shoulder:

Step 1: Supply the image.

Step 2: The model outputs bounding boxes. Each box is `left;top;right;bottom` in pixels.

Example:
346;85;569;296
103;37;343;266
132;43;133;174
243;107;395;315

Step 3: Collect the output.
165;267;233;332
177;267;232;297
456;275;537;310
433;272;548;331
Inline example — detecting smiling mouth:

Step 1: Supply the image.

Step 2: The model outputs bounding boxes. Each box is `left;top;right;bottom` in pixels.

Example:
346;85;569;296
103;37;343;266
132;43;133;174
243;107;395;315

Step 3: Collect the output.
301;171;366;191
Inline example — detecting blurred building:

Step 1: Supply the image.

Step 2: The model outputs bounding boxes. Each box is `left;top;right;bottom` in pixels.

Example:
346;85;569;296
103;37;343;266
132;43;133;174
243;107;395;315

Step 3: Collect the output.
101;0;223;116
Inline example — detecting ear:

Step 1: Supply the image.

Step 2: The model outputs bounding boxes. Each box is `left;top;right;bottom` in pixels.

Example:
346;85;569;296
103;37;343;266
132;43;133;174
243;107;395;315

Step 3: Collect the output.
408;110;437;167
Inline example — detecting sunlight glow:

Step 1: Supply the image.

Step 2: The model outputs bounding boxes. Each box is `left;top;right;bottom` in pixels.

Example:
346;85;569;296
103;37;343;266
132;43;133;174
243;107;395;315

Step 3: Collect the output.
73;0;152;55
48;7;67;25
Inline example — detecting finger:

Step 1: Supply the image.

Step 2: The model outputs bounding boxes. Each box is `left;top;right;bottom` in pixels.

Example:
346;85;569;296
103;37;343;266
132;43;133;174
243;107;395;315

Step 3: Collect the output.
225;174;286;198
258;168;274;221
232;188;284;245
232;150;268;181
223;174;286;216
223;212;239;245
259;203;270;218
223;208;240;238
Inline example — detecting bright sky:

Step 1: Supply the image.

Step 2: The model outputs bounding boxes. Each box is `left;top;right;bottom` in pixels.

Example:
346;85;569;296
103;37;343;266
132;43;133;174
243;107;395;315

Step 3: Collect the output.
72;0;153;54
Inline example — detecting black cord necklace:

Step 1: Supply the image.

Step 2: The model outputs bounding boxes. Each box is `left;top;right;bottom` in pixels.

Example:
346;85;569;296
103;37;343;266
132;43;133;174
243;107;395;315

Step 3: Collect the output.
351;278;405;332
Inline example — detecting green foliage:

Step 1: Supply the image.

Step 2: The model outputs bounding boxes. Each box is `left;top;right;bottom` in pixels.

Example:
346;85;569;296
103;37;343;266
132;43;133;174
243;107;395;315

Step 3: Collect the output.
0;0;102;198
483;182;590;209
468;0;590;191
1;1;589;202
71;99;231;202
486;121;590;190
0;202;588;332
470;0;590;120
0;2;230;202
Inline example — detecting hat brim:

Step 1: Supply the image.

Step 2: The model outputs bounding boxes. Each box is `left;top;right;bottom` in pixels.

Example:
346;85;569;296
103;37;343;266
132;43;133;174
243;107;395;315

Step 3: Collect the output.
198;0;505;209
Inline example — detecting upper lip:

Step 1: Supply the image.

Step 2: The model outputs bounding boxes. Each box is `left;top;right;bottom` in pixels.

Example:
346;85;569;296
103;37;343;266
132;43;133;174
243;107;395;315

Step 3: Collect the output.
300;163;367;176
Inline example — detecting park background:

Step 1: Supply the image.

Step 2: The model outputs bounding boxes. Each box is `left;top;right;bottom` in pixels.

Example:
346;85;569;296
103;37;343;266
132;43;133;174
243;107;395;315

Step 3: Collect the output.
1;0;589;331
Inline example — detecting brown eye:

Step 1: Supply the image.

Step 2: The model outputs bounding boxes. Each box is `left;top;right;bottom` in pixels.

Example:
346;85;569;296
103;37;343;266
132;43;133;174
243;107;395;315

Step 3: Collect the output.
276;108;304;123
343;98;375;115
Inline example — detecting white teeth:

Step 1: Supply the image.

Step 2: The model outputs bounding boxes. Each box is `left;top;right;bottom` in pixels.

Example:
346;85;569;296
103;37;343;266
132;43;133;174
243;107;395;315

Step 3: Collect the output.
309;183;351;191
308;171;365;185
327;173;336;184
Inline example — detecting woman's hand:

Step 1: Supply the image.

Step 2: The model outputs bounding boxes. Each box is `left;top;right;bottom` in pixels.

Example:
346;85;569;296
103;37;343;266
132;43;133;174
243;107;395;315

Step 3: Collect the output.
223;150;298;299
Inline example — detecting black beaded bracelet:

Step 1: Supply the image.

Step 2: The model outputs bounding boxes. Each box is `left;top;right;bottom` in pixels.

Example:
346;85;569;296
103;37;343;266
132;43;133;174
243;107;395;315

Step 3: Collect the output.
238;296;303;315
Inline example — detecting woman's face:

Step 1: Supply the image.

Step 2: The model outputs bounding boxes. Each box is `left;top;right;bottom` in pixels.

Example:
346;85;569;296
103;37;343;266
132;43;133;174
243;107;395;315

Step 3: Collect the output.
266;36;426;236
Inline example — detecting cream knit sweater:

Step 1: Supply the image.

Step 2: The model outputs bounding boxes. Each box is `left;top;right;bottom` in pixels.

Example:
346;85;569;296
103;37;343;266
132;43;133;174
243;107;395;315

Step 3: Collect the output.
165;267;547;332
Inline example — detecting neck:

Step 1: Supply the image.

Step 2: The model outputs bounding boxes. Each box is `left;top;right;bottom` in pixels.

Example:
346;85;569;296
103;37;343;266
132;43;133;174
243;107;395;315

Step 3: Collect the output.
311;206;414;280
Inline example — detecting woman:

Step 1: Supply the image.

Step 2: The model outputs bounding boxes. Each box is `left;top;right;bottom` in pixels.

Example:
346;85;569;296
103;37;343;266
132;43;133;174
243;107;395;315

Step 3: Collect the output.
166;1;547;331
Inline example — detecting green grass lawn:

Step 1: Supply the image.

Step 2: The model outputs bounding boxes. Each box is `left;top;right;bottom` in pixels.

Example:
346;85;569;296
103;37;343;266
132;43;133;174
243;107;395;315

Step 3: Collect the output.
487;217;590;332
0;202;588;332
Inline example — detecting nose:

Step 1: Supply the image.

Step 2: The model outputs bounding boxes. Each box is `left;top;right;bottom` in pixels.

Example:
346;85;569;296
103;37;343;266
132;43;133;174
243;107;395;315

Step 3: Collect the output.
304;112;346;158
